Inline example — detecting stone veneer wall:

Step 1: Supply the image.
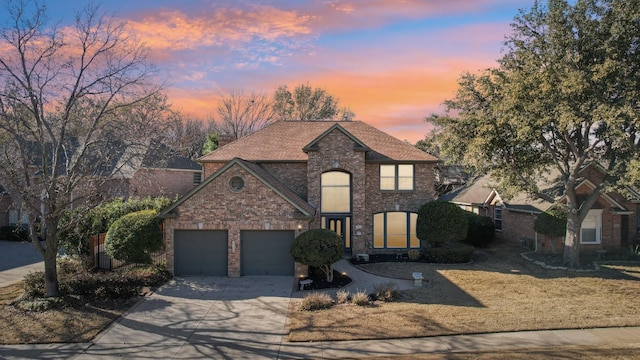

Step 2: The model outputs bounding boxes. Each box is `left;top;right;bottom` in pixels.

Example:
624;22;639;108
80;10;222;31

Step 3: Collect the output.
164;163;304;277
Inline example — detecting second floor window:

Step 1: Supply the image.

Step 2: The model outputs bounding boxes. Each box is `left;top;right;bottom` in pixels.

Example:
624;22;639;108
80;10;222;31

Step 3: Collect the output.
380;164;414;191
321;171;351;213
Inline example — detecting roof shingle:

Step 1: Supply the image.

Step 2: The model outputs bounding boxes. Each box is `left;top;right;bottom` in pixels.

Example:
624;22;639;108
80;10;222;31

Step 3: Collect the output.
199;121;438;163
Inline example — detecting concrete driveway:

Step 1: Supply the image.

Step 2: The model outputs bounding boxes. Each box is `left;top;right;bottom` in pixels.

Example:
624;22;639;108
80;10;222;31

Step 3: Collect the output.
0;240;43;271
76;276;296;359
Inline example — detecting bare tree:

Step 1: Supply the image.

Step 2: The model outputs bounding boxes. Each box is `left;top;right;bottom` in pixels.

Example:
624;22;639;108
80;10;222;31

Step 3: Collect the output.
273;83;355;121
160;111;216;159
0;1;162;296
214;90;276;139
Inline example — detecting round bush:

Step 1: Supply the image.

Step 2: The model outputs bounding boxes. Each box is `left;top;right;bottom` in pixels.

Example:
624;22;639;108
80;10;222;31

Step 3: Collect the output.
291;229;343;282
464;212;495;247
417;201;468;248
105;209;162;264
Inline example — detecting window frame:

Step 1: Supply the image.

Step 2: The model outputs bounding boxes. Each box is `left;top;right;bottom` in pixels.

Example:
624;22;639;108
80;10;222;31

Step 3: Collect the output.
373;211;419;249
379;164;414;191
321;171;352;214
494;206;503;231
580;209;602;244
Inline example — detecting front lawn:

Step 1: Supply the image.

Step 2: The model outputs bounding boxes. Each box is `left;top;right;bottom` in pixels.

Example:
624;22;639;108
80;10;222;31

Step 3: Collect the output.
0;261;170;344
288;241;640;342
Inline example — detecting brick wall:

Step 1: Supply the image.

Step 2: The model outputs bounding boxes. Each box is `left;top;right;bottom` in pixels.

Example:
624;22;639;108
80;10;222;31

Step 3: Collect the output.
363;162;437;253
163;162;303;277
261;162;308;199
495;209;537;246
306;129;368;253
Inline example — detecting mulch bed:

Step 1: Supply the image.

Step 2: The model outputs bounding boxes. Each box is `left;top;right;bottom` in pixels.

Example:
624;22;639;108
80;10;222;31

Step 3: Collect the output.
302;268;352;290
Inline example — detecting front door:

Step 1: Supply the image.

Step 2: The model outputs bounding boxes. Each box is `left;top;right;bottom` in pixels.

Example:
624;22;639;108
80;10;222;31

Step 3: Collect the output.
323;216;351;254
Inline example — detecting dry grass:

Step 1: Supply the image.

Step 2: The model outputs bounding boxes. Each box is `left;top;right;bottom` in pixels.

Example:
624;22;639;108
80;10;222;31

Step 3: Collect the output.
289;242;640;342
0;280;138;344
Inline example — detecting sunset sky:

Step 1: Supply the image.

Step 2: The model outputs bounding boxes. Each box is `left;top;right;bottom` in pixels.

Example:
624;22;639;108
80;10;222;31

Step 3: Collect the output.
2;0;539;143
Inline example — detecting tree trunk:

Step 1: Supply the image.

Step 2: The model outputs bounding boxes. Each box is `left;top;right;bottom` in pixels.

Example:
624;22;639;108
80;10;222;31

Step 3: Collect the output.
323;264;334;282
562;177;582;268
563;211;581;268
43;218;60;297
43;247;59;297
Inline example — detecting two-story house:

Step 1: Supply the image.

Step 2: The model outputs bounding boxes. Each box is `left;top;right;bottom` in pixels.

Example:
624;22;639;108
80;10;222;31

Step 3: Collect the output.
159;120;439;277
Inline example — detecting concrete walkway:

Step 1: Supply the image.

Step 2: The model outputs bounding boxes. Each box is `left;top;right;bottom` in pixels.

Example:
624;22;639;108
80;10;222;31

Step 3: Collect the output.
2;260;640;359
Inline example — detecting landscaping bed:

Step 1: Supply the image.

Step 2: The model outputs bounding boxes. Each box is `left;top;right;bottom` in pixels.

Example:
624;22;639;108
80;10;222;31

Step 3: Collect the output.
0;260;170;344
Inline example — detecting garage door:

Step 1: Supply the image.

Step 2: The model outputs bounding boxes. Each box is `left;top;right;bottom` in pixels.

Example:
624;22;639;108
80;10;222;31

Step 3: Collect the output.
241;230;295;276
174;230;228;276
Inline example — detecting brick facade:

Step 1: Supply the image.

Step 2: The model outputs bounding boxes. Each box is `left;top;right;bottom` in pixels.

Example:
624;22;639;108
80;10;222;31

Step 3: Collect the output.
163;163;307;277
162;121;440;277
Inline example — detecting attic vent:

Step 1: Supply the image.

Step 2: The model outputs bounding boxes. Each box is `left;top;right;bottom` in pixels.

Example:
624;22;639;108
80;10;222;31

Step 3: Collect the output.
229;176;245;192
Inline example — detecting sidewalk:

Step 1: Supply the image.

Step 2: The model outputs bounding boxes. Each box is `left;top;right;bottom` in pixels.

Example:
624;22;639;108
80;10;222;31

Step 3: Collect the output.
2;326;640;359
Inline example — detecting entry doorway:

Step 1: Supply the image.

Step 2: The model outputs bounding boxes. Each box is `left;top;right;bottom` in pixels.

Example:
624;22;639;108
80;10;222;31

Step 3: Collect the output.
322;216;351;254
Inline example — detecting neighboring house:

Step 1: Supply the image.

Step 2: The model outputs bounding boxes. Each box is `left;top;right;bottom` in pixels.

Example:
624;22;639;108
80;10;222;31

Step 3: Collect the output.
159;120;439;277
440;163;640;253
110;148;203;199
0;146;202;230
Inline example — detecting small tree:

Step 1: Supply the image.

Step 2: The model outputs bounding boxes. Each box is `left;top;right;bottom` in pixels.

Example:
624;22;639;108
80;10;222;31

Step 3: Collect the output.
290;229;343;282
105;210;162;264
417;201;468;248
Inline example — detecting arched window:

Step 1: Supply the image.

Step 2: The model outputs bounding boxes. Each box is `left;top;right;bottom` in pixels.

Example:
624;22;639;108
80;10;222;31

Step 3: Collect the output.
321;171;351;213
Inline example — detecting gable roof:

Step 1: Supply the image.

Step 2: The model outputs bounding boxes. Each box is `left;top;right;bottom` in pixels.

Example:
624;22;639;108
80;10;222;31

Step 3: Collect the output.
158;158;315;218
439;176;495;206
199;121;439;163
441;172;559;214
441;163;639;214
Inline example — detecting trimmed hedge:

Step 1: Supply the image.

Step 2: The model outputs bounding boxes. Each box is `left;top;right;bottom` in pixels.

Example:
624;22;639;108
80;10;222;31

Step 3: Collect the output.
464;212;495;247
417;201;468;248
423;242;474;263
105;209;162;264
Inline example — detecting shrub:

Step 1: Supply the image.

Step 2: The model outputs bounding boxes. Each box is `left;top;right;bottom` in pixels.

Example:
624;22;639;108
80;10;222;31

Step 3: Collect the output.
336;289;350;304
373;282;398;302
291;229;343;282
464;212;495;247
407;249;422;260
105;209;162;264
0;225;29;241
417;201;468;248
423;242;474;263
59;196;173;259
298;292;334;311
351;290;370;306
67;272;144;298
21;271;45;299
534;207;567;238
